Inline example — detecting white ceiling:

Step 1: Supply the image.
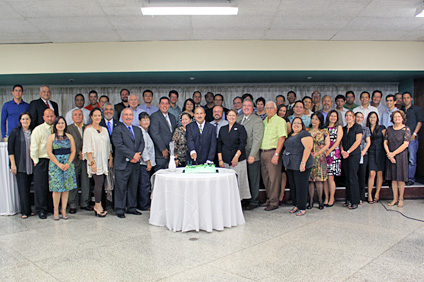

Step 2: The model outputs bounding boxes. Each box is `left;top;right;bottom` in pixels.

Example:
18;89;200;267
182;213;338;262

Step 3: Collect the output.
0;0;424;44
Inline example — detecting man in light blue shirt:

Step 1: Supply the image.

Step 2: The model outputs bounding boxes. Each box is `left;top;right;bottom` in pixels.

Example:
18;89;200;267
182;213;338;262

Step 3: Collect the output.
139;89;159;115
381;94;398;128
209;106;228;138
120;94;146;126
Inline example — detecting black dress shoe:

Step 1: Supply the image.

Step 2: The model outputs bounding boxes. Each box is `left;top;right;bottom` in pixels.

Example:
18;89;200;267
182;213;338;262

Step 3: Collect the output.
244;204;258;211
319;204;324;210
264;205;279;211
306;202;313;209
126;210;142;215
117;214;126;218
407;181;415;186
81;206;93;211
39;211;47;219
69;208;77;214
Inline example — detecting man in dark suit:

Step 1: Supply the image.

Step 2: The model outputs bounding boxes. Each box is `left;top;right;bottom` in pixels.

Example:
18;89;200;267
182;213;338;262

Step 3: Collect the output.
112;108;145;218
100;102;119;138
67;109;91;214
149;97;177;171
186;107;216;164
28;85;59;129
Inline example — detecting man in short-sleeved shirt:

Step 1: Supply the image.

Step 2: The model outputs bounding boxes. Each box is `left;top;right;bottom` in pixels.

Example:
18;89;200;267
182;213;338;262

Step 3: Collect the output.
260;101;287;211
1;84;29;139
403;92;424;185
353;91;379;126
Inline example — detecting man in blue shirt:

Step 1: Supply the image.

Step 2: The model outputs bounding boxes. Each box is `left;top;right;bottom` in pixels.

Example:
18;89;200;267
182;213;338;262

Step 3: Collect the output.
139;89;159;115
1;84;29;139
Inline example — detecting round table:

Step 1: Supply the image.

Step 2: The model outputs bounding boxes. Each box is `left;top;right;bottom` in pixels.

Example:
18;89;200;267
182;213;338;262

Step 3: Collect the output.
149;167;245;232
0;142;20;215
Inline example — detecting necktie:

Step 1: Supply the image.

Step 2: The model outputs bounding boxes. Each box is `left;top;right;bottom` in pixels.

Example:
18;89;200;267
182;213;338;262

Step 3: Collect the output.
107;121;112;135
45;101;50;109
312;105;316;112
199;124;203;134
214;123;218;137
241;116;247;125
165;114;172;132
128;126;135;140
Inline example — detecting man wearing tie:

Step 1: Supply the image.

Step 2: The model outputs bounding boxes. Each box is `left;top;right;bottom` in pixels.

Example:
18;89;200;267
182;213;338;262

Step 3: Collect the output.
237;100;264;210
186;107;217;164
112;108;145;218
150;97;177;171
28;85;59;129
100;103;119;140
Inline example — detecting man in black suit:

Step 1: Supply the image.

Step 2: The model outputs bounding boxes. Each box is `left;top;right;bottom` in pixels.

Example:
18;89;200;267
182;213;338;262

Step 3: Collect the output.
111;108;145;218
28;85;59;129
100;102;119;138
149;97;177;171
186;107;217;164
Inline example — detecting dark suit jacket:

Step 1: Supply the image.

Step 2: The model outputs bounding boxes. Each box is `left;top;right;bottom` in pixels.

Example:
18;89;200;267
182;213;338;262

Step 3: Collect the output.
186;121;217;164
67;124;85;167
217;122;247;164
100;118;119;156
111;123;145;171
28;98;59;129
7;127;34;170
149;111;177;161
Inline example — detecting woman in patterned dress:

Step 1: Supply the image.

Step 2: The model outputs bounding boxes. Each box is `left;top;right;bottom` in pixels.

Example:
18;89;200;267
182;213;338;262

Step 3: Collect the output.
46;116;77;220
324;110;343;207
255;97;267;120
172;112;193;167
307;112;330;210
177;98;195;127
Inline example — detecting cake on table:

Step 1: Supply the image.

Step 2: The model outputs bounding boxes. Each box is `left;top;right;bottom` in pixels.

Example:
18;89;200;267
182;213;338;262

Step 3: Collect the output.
184;164;217;173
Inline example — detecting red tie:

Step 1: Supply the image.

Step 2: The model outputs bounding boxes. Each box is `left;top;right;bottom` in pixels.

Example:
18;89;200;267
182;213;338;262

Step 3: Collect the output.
45;101;50;109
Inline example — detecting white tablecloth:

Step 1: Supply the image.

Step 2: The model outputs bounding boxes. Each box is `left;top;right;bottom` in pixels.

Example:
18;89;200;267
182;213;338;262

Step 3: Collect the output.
149;167;245;232
0;142;20;215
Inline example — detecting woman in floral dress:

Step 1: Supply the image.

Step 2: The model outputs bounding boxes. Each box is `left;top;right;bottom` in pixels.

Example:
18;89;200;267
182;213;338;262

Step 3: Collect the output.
324;110;343;207
307;112;330;210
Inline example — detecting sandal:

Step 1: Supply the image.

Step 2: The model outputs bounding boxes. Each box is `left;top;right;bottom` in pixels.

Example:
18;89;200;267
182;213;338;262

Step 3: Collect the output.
388;200;398;206
296;210;306;216
368;199;374;204
21;215;28;219
289;207;299;214
349;204;358;210
397;200;404;208
61;209;69;220
373;198;379;203
53;209;60;221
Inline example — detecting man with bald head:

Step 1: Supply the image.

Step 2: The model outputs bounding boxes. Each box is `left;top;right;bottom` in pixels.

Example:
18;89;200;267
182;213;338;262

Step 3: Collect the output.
120;94;145;126
28;85;59;128
30;108;56;219
186;106;217;164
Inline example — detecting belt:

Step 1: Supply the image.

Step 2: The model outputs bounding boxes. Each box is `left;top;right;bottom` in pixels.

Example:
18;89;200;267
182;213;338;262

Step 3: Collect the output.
261;148;276;152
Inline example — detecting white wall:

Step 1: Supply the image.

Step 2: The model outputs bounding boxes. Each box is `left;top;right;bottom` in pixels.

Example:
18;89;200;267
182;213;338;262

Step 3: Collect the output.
1;40;424;74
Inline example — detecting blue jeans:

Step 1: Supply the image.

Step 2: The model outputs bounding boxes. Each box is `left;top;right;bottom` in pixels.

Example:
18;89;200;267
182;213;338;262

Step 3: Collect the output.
408;139;419;182
138;165;151;210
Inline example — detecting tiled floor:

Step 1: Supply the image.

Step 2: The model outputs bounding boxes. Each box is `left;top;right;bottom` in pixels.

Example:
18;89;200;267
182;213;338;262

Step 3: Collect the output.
1;200;423;281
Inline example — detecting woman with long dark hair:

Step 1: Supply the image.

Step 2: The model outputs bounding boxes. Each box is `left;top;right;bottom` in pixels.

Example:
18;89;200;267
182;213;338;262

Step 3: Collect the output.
355;112;371;204
46;116;77;220
177;98;195;126
324;110;343;207
367;111;386;203
307;112;330;210
8;112;34;219
173;112;193;167
83;108;113;217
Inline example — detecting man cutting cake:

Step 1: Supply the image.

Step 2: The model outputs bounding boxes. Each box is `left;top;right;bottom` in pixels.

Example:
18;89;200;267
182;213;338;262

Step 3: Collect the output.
186;107;216;164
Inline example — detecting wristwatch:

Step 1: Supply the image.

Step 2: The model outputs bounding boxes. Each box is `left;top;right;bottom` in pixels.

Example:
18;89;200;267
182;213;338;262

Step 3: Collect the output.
274;153;279;156
413;132;418;137
88;160;95;166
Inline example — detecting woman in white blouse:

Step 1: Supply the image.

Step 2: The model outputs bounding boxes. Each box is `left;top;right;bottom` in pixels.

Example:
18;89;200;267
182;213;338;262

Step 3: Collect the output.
83;108;112;217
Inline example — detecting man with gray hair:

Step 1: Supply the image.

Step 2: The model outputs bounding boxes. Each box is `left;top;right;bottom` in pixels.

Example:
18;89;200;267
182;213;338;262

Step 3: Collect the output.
317;95;332;121
237;99;264;210
28;85;59;128
260;101;287;211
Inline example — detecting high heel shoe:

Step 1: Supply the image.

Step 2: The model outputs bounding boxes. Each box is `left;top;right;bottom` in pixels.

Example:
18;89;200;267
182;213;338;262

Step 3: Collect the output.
53;209;60;221
94;208;107;217
319;203;324;210
373;198;379;203
307;202;313;209
61;209;68;220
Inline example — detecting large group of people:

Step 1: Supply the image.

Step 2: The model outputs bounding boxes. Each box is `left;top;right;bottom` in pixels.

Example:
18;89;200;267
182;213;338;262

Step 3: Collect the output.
2;85;424;220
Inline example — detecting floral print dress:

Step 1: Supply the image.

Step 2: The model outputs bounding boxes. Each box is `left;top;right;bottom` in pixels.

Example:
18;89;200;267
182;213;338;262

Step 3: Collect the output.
309;129;328;181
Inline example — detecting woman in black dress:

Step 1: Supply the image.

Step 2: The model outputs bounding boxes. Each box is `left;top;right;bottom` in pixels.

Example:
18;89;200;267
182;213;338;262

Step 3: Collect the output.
283;117;313;216
367;111;386;204
340;110;363;209
384;111;410;208
8;112;34;219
